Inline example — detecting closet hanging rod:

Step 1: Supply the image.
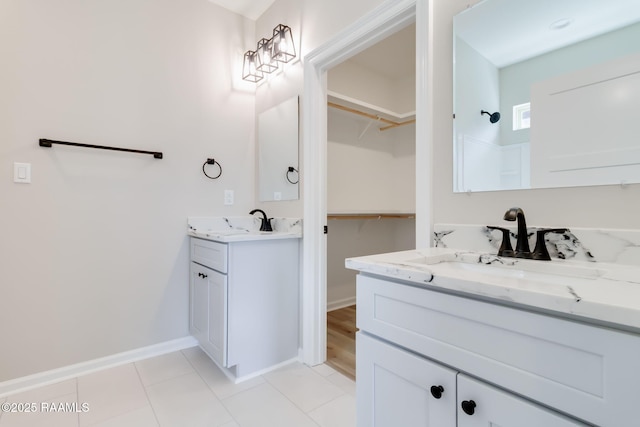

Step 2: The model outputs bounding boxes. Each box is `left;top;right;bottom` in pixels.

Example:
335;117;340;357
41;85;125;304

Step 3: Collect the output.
39;138;163;159
379;119;416;131
327;102;416;131
327;213;415;220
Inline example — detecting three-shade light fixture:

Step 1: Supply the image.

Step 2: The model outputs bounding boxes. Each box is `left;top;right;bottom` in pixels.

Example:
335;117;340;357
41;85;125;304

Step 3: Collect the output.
243;24;296;82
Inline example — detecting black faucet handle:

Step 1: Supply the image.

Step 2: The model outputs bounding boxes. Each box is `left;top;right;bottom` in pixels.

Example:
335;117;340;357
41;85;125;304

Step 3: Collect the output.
263;217;273;232
487;226;515;257
250;209;274;232
532;228;568;261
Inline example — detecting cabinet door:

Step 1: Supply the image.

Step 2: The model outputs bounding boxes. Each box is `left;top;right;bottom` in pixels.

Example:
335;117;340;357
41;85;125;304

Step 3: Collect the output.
357;333;456;427
207;268;228;367
189;262;209;346
457;374;587;427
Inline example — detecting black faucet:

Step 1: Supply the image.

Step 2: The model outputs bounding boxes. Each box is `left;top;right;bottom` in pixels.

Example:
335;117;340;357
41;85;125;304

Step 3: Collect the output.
488;208;568;261
503;207;532;258
249;209;273;232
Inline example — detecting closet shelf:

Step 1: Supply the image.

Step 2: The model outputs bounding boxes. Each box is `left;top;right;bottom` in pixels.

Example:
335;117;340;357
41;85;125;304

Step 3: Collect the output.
328;212;415;220
327;92;416;131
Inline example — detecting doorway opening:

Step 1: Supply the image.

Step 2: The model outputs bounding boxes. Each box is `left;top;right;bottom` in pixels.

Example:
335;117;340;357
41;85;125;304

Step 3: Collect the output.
324;22;417;379
301;0;428;369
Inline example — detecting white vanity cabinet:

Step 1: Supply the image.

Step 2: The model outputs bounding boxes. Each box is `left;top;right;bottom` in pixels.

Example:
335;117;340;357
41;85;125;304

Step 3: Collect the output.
189;236;300;381
357;332;457;426
358;333;582;427
189;261;227;366
455;374;582;427
356;273;640;426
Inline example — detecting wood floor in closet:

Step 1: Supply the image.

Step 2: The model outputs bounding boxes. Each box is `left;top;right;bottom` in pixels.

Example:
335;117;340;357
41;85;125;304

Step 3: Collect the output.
326;304;357;380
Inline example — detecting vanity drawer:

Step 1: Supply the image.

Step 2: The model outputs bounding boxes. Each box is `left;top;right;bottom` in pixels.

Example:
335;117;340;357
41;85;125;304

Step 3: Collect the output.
357;274;640;427
191;237;227;273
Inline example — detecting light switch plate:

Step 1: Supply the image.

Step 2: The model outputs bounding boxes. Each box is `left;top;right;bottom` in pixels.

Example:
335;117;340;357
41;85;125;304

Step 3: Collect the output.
224;189;234;205
14;162;31;183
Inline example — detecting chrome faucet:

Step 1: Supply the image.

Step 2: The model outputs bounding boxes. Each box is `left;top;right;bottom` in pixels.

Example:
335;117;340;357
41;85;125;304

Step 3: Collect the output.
503;207;531;258
249;209;273;232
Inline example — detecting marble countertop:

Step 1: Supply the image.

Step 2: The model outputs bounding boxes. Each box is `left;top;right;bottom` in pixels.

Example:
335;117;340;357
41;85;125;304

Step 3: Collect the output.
188;229;301;242
346;247;640;332
187;216;302;243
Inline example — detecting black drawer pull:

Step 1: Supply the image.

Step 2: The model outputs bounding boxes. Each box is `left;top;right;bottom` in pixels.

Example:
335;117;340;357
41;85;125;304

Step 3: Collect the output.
430;385;444;399
461;400;476;415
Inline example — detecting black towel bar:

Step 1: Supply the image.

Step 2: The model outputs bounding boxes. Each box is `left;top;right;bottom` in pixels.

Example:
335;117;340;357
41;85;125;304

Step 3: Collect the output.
39;138;163;159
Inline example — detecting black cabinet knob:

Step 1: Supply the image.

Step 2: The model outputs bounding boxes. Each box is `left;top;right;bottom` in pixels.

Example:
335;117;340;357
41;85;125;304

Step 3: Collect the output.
430;385;444;399
461;400;476;415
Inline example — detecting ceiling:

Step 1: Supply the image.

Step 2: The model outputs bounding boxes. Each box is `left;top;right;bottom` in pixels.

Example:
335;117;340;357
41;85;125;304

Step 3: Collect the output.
207;0;276;21
456;0;640;68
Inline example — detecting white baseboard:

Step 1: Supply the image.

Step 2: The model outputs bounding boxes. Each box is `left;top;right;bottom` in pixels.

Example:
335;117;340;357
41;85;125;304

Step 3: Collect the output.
327;297;356;312
0;336;198;398
199;345;302;385
233;356;301;384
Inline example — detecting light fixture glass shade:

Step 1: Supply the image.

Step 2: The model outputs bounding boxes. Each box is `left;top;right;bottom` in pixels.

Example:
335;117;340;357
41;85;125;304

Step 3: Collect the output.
242;50;263;82
272;24;296;63
256;38;278;73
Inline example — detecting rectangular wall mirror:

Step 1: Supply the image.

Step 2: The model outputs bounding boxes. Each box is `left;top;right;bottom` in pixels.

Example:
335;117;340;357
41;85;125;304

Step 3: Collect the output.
453;0;640;192
258;96;299;201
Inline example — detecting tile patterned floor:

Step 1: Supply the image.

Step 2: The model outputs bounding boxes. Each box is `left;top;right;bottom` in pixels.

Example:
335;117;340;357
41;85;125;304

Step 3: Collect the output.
0;347;355;427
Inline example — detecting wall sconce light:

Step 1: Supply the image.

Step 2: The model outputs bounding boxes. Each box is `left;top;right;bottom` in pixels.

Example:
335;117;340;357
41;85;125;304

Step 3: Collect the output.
242;50;263;83
257;37;278;73
242;24;296;82
272;24;296;63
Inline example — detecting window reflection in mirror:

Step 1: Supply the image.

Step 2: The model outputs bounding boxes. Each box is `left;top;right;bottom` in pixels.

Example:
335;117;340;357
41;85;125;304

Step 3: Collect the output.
453;0;640;192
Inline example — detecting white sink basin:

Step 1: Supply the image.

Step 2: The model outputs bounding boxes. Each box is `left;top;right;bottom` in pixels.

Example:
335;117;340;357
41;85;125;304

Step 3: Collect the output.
440;261;533;279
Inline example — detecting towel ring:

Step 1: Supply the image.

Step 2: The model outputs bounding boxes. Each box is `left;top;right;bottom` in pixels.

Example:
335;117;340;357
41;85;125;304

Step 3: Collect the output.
202;158;222;179
286;166;299;184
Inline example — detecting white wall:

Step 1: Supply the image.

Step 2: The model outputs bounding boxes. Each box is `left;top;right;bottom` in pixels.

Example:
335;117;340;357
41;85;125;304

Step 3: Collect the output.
454;37;500;147
329;61;416;115
0;0;256;382
326;218;415;309
327;110;415;213
433;0;640;230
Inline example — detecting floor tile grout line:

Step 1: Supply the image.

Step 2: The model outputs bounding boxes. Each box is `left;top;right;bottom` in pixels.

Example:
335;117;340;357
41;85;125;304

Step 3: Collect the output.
179;349;244;426
77;363;155;427
133;354;197;388
132;362;161;427
261;366;348;416
307;392;356;418
215;378;322;427
180;348;263;401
